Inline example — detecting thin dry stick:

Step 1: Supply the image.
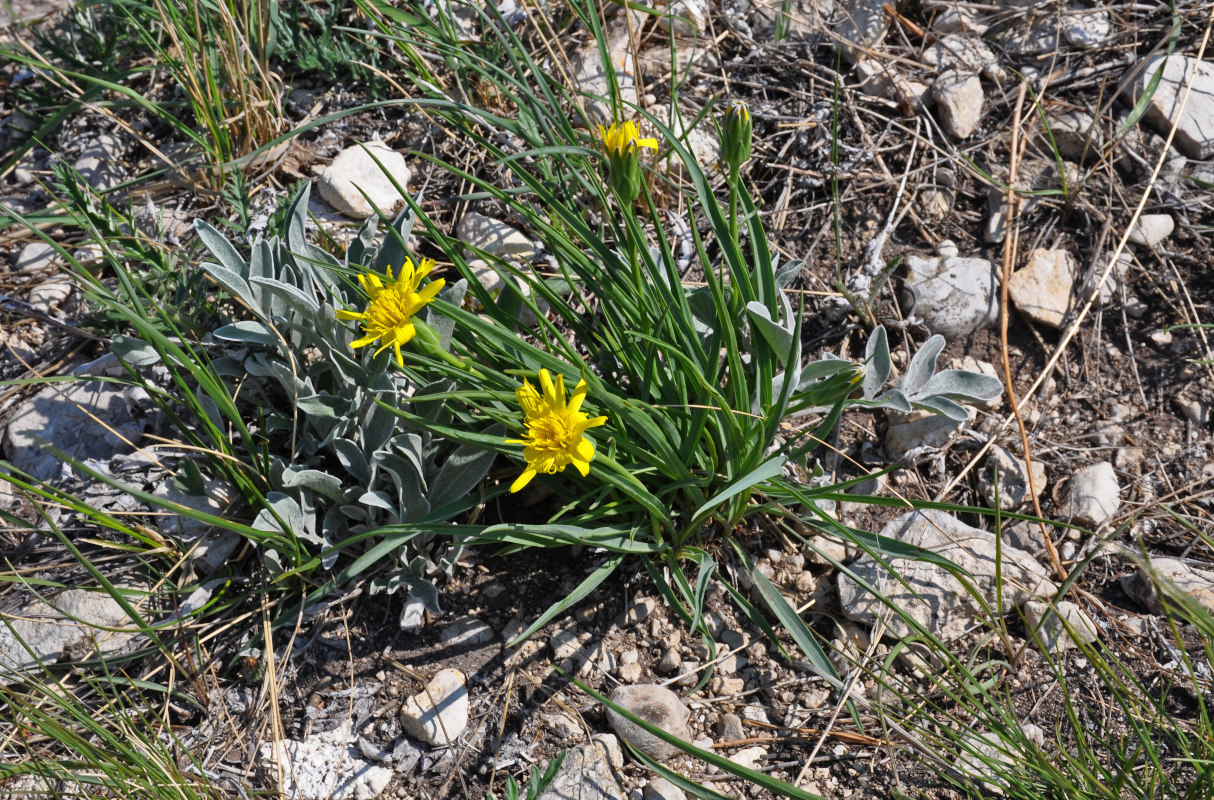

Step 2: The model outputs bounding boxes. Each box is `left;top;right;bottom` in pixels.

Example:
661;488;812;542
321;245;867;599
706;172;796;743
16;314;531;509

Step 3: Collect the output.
1000;81;1066;581
937;11;1214;508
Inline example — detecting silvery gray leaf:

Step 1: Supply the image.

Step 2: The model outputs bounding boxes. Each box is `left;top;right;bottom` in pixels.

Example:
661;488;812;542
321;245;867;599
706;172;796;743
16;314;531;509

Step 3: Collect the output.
429;436;500;510
902;334;946;397
862;325;891;400
914;394;970;421
917;369;1004;402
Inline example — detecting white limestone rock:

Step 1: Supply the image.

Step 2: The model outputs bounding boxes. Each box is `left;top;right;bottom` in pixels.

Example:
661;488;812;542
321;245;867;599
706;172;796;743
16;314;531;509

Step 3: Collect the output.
1023;600;1099;654
606;683;692;761
0;587;145;682
978;446;1047;511
15;242;61;274
259;721;393;800
1123;55;1214;160
836;0;890;64
1062;462;1120;528
3;360;144;483
1122;556;1214;615
902;252;999;337
1128;214;1175;247
74;133;125;190
933;69;984;138
316;141;410;219
457;212;538;261
534;734;626;800
400;668;469;746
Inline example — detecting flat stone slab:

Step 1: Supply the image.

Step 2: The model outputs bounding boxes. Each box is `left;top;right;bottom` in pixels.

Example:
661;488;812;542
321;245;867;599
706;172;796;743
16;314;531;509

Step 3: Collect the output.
3;367;143;483
0;588;143;681
838;509;1057;640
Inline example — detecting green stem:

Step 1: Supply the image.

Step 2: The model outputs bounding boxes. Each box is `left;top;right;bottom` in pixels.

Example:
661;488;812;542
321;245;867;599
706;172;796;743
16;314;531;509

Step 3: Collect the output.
728;163;740;244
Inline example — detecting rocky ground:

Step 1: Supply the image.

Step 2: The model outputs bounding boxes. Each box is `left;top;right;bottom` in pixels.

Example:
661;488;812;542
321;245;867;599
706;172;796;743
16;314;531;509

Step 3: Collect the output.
1;0;1213;798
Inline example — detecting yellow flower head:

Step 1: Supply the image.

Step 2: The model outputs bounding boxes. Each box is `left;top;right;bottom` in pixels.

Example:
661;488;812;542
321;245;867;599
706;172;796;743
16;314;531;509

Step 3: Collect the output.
336;258;445;368
597;120;659;157
506;369;608;493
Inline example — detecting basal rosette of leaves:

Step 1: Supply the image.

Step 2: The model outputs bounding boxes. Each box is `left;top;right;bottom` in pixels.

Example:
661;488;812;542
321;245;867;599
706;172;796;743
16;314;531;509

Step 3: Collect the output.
110;184;496;619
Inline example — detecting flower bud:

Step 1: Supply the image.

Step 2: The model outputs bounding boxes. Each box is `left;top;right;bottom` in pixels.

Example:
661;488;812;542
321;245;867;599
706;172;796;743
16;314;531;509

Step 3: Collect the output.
720;100;752;170
598;121;658;206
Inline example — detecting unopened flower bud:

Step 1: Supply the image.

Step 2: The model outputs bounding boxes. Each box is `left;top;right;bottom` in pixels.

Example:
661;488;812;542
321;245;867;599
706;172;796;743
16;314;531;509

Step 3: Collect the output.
721;100;752;170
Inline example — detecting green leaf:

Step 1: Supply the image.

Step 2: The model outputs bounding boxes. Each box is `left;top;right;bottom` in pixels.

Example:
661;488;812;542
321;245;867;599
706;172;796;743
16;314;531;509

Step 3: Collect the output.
111;335;162;367
690;456;785;527
731;541;840;685
251;277;322;318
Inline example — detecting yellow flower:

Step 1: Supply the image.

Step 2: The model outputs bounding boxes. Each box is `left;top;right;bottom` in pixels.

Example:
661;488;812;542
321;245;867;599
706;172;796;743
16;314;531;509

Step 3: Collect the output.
597;120;659;156
506;369;608;493
336;258;445;368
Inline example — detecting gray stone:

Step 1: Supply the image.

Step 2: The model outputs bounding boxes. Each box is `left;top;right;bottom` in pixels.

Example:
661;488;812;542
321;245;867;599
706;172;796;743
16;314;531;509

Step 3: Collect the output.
1122;557;1214;615
922;34;1003;84
838;509;1057;639
1176;391;1212;427
3;368;144;483
643;776;688;800
1063;462;1120;527
1008;248;1076;329
74;133;125;190
927;3;989;36
978;446;1047;510
730;745;767;771
656;646;682;674
259;721;392;800
836;0;889;64
0;587;144;681
1062;8;1110;49
884;408;965;461
27;276;73;313
1128;214;1175;247
1023;600;1099;654
400;668;469;746
1046;108;1102;162
606;683;692;761
1002;519;1049;558
457;212;538;262
655;0;709;36
15;242;60;274
439;617;495;647
316;141;410;219
1123;54;1214;160
570;17;642;125
855;58;932;114
551;626;584;661
534;734;625;800
902;252;999;337
933;70;984;139
716;712;746;742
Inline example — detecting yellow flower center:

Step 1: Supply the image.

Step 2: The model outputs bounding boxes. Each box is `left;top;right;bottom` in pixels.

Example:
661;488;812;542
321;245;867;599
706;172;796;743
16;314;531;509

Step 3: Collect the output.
506;369;608;492
335;258;445;368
